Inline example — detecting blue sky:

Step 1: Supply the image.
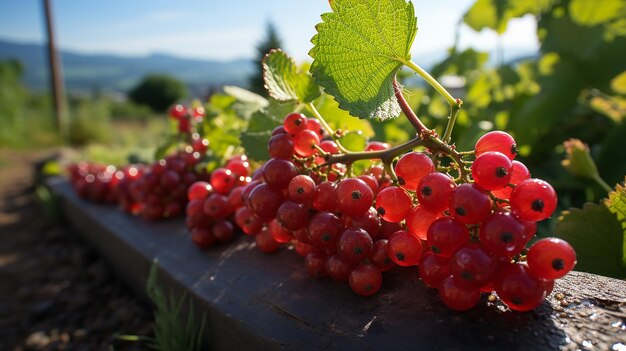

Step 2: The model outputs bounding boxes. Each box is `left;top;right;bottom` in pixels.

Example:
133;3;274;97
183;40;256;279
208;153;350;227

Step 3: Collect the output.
0;0;538;62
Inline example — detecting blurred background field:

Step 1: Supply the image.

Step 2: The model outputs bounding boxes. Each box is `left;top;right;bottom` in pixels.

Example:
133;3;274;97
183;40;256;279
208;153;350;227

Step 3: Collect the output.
0;0;625;277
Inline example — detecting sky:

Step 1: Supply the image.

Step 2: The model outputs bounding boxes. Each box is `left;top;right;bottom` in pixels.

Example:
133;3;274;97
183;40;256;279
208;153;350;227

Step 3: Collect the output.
0;0;538;62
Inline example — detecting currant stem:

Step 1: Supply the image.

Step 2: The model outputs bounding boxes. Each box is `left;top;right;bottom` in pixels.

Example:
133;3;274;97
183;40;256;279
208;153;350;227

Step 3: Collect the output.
402;60;456;107
593;174;613;193
306;102;350;153
393;78;430;134
442;101;461;144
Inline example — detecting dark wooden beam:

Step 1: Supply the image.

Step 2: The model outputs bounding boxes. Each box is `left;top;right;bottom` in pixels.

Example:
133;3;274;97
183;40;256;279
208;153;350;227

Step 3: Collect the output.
43;0;67;140
47;177;626;351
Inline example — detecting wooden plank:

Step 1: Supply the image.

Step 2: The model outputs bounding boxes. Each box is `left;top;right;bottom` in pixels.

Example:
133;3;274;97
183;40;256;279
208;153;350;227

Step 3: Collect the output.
47;177;626;351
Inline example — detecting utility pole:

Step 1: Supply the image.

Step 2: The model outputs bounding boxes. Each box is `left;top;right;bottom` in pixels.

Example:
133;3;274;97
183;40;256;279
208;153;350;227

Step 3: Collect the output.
43;0;67;140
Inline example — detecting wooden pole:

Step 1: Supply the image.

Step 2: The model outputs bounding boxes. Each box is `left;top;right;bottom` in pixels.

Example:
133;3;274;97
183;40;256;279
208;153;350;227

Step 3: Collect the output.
43;0;67;140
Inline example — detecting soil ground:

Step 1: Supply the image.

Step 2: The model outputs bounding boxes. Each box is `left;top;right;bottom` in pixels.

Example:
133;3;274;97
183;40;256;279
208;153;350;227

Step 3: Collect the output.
0;149;153;351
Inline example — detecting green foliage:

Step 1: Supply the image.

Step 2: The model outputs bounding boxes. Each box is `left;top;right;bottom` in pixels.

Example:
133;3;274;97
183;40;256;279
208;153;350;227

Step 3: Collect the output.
250;21;284;96
605;178;626;266
310;0;417;120
145;260;206;351
556;182;626;279
68;97;112;146
263;49;320;103
109;100;154;120
129;74;187;112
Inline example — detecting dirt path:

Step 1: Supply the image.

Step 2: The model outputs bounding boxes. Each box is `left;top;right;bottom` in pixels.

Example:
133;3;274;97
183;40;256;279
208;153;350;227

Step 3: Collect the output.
0;149;152;350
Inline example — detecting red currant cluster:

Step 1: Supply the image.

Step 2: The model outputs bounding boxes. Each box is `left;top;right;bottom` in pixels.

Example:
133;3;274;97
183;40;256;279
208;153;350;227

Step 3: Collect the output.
114;164;146;214
221;112;575;310
186;156;252;248
168;103;205;134
67;162;120;204
398;131;576;311
130;148;210;221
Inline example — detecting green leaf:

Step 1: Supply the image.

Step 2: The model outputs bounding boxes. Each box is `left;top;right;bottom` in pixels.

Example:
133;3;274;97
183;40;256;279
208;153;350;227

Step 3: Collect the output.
309;0;417;120
556;203;626;279
463;0;556;34
604;177;626;266
240;130;272;161
463;0;509;34
262;49;321;103
611;71;626;95
569;0;626;27
223;86;268;120
338;130;367;152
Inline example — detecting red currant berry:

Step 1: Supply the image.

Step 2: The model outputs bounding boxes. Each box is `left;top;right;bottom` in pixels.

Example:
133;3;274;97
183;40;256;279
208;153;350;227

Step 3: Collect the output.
395;152;435;191
349;264;383;296
479;211;526;258
386;230;424;266
418;251;450;288
293;130;320;157
449;246;496;288
336;178;374;218
327;255;354;282
449;183;492;225
471;151;513;190
417;172;455;212
405;205;443;240
283;113;308;135
510;178;557;222
427;217;470;257
527;238;576;280
494;263;549;312
375;186;412;223
438;275;481;311
337;227;374;263
475;131;518;160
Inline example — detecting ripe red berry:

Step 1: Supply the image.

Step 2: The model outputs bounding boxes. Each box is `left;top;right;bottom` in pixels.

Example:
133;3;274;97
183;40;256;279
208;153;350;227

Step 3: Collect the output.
475;131;518;160
418;251;450;288
405;205;442;240
479;211;526;258
188;181;213;201
263;158;298;190
268;133;295;159
527;238;576;280
494;263;549;312
348;264;383;296
305;249;328;277
417;172;455;213
449;183;492;225
337;227;373;263
308;212;344;247
375;186;412;223
449;246;496;289
276;201;309;231
288;175;317;203
256;228;281;253
395;152;435;191
510;178;557;222
371;239;394;272
283;113;308;135
471;151;513;190
386;230;424;267
293;129;321;157
438;275;481;311
327;255;354;282
336;178;374;218
210;168;236;194
427;217;469;257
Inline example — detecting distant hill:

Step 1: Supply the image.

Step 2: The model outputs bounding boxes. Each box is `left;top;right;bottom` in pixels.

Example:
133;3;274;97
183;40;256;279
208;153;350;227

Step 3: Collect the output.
0;39;255;95
0;38;537;96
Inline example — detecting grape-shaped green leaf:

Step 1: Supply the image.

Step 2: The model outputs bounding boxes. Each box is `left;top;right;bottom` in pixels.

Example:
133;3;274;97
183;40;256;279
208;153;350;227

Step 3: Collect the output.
309;0;417;120
604;177;626;266
262;49;321;103
556;203;626;279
